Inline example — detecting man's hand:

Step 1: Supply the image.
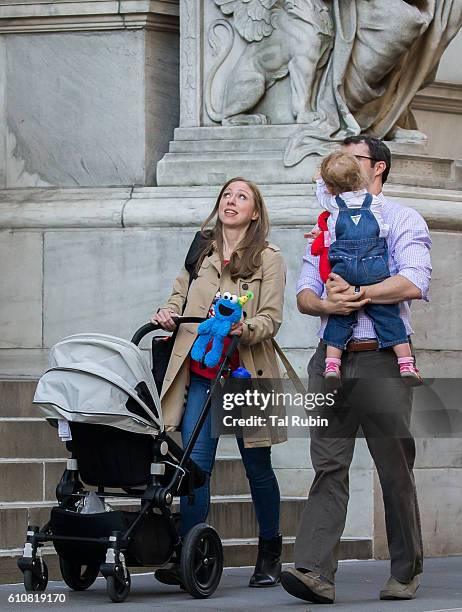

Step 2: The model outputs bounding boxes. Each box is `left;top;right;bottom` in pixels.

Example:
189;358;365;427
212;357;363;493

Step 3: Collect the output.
297;285;370;317
323;273;370;314
323;288;370;315
327;272;423;304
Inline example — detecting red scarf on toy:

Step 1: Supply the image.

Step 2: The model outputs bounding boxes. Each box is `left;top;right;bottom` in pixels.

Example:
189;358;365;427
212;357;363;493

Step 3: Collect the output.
310;211;331;283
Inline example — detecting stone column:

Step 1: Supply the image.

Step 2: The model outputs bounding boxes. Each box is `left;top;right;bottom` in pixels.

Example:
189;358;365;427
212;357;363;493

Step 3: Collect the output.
179;0;202;127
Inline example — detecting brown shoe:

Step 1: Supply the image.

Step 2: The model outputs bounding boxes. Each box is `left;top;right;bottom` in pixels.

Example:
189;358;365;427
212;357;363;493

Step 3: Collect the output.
379;575;421;600
281;567;335;604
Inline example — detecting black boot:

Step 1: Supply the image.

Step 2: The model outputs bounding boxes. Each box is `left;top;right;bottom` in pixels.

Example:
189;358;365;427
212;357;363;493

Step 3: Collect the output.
249;534;282;587
155;545;184;589
155;565;183;588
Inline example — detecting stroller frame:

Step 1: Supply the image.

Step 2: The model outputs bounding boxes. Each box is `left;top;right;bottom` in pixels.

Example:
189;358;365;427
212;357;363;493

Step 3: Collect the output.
18;318;238;602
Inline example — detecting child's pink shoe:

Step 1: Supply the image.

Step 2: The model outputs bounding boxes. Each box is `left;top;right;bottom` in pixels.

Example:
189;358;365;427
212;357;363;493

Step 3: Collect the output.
324;358;341;390
398;357;423;386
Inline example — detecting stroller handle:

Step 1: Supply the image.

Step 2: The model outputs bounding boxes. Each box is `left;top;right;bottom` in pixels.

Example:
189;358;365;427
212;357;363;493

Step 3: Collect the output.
131;317;205;346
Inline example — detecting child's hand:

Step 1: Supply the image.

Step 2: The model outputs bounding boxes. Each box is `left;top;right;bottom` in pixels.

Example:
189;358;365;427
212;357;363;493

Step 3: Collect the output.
312;168;322;182
229;321;243;336
304;228;321;243
326;273;351;293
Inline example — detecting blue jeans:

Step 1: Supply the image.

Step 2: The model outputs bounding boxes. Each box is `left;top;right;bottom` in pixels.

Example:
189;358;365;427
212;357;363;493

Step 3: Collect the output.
324;303;408;350
180;373;280;539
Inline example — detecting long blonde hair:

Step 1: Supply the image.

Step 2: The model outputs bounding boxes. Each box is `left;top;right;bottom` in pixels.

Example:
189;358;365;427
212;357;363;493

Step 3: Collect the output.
197;177;270;280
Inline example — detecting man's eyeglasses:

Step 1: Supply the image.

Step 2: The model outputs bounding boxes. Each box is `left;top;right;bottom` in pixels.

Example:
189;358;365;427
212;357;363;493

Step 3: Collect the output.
354;154;377;162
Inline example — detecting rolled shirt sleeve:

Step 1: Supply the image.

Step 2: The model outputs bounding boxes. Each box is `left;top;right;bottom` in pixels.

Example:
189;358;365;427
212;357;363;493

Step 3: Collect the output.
388;207;432;302
296;240;325;298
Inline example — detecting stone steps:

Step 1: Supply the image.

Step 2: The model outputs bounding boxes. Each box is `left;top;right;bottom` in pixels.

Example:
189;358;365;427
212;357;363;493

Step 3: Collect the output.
0;498;372;584
222;536;372;568
158;127;461;189
158;152;459;189
173;125;308;140
164;144;458;188
0;494;305;548
0;455;248;503
170;138;286;153
2;183;461;203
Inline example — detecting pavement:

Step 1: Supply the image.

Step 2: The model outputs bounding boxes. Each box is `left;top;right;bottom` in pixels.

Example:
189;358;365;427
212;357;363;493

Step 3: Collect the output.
1;557;461;612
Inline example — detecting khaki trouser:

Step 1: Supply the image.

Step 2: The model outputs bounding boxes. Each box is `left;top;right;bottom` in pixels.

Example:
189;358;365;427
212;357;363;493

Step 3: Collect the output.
294;342;423;583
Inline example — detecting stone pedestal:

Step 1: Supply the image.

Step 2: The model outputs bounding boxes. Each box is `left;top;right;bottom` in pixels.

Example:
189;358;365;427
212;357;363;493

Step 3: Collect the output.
157;125;461;188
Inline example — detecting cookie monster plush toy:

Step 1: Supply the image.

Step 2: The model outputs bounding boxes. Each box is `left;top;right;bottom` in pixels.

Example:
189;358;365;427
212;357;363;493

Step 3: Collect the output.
191;290;254;368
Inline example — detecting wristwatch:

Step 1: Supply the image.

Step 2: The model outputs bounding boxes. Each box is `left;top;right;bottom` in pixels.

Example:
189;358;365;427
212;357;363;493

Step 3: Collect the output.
354;286;361;294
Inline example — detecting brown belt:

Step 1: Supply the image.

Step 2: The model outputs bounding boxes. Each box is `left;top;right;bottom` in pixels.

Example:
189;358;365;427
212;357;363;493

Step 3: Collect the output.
346;339;379;352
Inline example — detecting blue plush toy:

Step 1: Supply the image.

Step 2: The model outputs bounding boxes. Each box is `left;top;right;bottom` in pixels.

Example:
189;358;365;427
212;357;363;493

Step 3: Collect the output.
191;291;254;368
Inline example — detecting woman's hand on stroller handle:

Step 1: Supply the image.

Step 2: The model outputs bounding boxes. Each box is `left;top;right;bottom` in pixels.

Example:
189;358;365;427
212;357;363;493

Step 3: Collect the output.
132;316;206;345
151;308;178;332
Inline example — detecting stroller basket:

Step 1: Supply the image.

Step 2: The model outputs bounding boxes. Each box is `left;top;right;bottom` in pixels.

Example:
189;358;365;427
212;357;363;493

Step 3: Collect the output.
50;507;174;568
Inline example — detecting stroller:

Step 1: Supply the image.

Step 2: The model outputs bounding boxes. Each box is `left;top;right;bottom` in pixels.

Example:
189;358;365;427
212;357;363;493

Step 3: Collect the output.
17;318;237;603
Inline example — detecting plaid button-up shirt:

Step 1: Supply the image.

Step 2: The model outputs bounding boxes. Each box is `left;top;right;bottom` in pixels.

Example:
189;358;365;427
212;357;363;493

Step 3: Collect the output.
296;193;432;339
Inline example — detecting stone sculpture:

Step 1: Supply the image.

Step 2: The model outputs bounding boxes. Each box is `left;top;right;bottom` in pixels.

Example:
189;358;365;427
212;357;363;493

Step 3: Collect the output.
205;0;462;165
206;0;334;125
285;0;462;164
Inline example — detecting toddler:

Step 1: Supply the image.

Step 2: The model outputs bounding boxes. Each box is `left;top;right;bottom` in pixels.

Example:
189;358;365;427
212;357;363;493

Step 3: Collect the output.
312;151;421;388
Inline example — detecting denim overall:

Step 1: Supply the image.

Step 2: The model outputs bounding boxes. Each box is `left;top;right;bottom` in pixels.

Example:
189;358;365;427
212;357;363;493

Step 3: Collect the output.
323;193;408;349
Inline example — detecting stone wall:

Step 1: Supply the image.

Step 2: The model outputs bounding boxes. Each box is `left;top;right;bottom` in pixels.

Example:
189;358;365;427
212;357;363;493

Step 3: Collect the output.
0;0;180;188
413;82;462;160
1;180;461;378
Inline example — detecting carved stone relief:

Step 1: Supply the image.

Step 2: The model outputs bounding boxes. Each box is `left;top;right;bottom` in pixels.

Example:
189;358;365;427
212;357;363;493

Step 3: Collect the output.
198;0;462;165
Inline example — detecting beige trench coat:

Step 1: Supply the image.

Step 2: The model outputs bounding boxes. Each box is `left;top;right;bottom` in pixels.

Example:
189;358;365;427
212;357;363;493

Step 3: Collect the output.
159;243;287;448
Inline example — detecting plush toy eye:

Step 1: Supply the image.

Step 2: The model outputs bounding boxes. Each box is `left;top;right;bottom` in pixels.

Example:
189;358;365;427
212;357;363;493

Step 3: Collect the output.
222;292;232;300
229;294;238;304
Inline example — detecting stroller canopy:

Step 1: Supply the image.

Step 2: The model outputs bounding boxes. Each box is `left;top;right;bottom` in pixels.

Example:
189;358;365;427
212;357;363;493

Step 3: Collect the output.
34;333;163;435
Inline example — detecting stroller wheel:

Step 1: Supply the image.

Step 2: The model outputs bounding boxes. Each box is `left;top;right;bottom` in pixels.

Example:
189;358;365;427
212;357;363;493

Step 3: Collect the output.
24;561;48;592
180;523;223;599
106;568;131;603
59;557;99;591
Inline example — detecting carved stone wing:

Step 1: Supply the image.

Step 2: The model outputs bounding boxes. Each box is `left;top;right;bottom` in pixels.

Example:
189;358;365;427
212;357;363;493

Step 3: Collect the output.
214;0;279;42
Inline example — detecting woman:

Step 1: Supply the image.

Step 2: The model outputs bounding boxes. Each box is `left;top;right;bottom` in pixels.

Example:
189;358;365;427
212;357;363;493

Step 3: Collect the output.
151;177;287;588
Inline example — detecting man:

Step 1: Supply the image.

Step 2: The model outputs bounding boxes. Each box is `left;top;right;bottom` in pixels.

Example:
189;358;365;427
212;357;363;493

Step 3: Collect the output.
281;136;432;604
